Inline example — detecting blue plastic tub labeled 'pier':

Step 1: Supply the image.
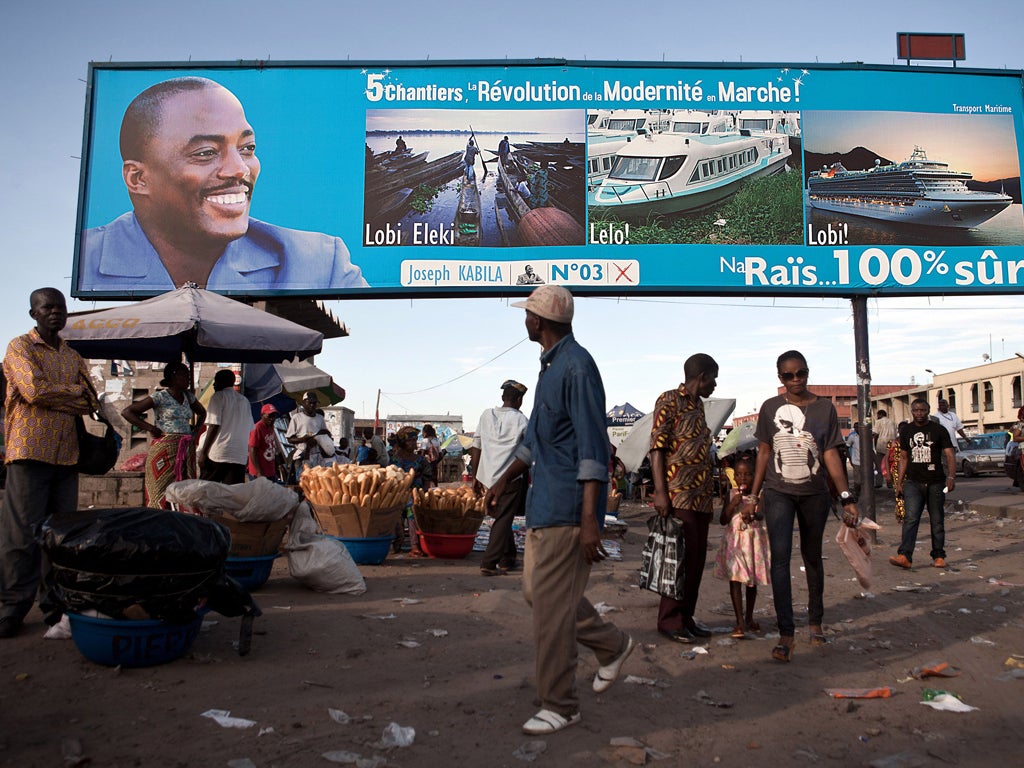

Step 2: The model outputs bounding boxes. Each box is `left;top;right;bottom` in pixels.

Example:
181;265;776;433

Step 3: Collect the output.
330;535;393;565
67;612;203;667
224;554;278;590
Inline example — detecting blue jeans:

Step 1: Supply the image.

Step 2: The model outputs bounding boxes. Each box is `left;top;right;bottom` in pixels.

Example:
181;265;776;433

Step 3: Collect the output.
763;489;831;638
899;481;946;562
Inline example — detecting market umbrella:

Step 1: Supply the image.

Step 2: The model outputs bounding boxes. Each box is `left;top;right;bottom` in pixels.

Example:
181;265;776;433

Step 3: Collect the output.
242;359;344;404
197;365;345;411
718;420;759;458
441;433;475;455
63;285;323;364
615;398;736;473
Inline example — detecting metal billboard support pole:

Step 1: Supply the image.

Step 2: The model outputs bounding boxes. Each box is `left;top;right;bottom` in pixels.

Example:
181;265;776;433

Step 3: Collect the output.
852;296;876;529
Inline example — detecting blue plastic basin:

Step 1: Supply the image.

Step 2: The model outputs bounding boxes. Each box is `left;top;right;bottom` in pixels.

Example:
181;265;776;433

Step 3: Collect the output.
67;612;202;667
331;535;393;565
224;554;278;590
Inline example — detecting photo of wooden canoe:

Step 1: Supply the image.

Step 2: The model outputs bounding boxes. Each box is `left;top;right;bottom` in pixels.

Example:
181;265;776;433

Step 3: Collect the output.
518;206;583;247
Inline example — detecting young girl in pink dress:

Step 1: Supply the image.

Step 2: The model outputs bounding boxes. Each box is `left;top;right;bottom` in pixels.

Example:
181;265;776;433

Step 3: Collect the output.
714;457;771;638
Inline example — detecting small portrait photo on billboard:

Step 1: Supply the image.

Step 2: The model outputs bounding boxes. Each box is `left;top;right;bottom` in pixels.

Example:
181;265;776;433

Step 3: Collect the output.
77;76;367;295
803;110;1024;246
586;109;804;246
363;109;586;247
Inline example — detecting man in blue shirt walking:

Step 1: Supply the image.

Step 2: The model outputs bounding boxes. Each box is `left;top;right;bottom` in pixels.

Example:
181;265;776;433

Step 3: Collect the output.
487;285;634;735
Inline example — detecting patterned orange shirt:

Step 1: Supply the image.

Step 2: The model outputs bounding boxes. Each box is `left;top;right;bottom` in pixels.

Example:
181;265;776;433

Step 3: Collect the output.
3;329;93;465
649;385;714;514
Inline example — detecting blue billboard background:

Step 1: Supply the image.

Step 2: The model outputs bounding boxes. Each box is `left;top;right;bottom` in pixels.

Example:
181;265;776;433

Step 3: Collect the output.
73;61;1024;299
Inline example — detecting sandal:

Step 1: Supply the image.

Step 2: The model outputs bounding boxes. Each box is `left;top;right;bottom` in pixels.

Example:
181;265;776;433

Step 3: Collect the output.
522;709;581;735
745;620;761;633
731;626;746;639
407;549;427;559
771;639;795;662
810;633;828;646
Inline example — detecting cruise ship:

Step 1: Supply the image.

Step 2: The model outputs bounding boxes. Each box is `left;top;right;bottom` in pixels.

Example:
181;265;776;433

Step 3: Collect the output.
806;146;1012;228
588;129;791;218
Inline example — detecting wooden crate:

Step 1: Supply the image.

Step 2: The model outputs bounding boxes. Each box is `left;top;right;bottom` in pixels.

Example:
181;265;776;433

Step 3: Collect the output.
208;513;291;557
312;502;404;538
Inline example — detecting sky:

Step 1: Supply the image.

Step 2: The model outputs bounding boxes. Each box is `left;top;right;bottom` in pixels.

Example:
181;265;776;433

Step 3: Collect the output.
2;0;1024;431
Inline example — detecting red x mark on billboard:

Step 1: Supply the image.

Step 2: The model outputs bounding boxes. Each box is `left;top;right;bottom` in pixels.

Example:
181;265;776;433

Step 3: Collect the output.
613;262;635;283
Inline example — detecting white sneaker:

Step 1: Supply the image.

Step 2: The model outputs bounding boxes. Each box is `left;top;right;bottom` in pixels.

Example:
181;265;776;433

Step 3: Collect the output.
592;635;636;693
522;708;581;735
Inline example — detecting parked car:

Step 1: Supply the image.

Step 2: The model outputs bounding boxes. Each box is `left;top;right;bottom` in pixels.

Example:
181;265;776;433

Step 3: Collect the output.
955;431;1010;477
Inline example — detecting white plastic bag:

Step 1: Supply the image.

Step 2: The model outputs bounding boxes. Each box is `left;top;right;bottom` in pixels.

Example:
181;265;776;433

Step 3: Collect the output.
377;721;415;748
284;503;366;594
835;517;881;589
166;478;298;521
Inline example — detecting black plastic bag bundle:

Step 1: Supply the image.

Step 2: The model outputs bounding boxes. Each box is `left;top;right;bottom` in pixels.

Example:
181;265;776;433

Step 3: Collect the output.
42;507;258;624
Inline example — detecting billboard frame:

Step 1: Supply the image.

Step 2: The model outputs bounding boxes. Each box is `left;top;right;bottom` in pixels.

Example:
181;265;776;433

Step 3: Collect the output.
72;58;1024;301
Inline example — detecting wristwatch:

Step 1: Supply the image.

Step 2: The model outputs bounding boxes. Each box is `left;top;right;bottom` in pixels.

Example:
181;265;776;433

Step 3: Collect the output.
839;491;856;506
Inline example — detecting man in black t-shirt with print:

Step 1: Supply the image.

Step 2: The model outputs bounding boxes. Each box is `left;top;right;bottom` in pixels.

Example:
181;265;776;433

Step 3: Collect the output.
890;398;956;570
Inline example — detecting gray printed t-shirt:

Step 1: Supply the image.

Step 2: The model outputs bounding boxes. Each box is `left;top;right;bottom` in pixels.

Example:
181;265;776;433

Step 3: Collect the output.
754;395;843;496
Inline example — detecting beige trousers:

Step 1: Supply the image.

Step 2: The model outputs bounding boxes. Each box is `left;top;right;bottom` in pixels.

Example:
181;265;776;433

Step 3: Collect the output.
523;526;628;716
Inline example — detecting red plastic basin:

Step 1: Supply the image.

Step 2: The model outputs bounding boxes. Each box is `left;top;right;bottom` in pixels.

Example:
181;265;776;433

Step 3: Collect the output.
418;532;476;559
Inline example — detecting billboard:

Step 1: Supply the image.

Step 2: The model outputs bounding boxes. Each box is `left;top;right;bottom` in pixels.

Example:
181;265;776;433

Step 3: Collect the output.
72;60;1024;300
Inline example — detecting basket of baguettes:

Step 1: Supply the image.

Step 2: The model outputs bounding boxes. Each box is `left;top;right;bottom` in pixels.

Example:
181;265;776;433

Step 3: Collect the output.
412;486;487;535
299;464;414;538
606;487;622;514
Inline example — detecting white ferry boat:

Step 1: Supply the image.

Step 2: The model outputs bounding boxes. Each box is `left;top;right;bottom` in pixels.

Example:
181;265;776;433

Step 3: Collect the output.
587;110;674;189
587;109;672;137
668;110;734;135
737;111;801;155
588;130;791;218
806;146;1012;228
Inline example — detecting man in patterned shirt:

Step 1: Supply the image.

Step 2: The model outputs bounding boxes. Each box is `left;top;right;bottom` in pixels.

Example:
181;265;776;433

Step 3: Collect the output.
1;288;96;638
650;353;720;643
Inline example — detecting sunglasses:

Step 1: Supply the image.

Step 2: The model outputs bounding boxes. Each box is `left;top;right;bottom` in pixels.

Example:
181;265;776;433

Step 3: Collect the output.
779;368;809;381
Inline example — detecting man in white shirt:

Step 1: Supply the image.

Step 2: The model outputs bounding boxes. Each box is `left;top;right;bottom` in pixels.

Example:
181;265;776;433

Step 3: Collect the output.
198;370;253;484
285;391;333;480
934;399;968;448
470;380;529;576
872;409;896;479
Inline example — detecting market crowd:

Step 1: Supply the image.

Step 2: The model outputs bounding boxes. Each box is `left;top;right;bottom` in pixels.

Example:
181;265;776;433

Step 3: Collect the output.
1;284;1008;739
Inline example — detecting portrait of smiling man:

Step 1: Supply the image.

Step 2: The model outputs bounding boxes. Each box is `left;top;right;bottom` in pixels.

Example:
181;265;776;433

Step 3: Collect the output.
78;76;366;293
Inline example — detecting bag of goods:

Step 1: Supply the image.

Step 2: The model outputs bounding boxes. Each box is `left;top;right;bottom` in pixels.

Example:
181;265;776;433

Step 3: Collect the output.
166;478;299;557
42;507;259;623
284;503;366;595
166;477;299;521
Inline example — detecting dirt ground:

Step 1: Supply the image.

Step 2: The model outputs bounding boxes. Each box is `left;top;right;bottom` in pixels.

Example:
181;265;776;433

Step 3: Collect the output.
1;487;1023;768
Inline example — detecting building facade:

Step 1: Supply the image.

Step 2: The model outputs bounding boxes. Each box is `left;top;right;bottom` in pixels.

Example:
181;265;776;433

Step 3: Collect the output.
730;384;908;434
863;357;1024;436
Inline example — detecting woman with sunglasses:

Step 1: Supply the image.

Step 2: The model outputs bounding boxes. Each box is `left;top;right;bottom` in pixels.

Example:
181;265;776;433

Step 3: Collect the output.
748;350;859;662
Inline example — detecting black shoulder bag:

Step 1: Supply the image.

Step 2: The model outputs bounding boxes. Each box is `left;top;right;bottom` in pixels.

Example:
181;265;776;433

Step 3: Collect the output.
75;379;120;475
